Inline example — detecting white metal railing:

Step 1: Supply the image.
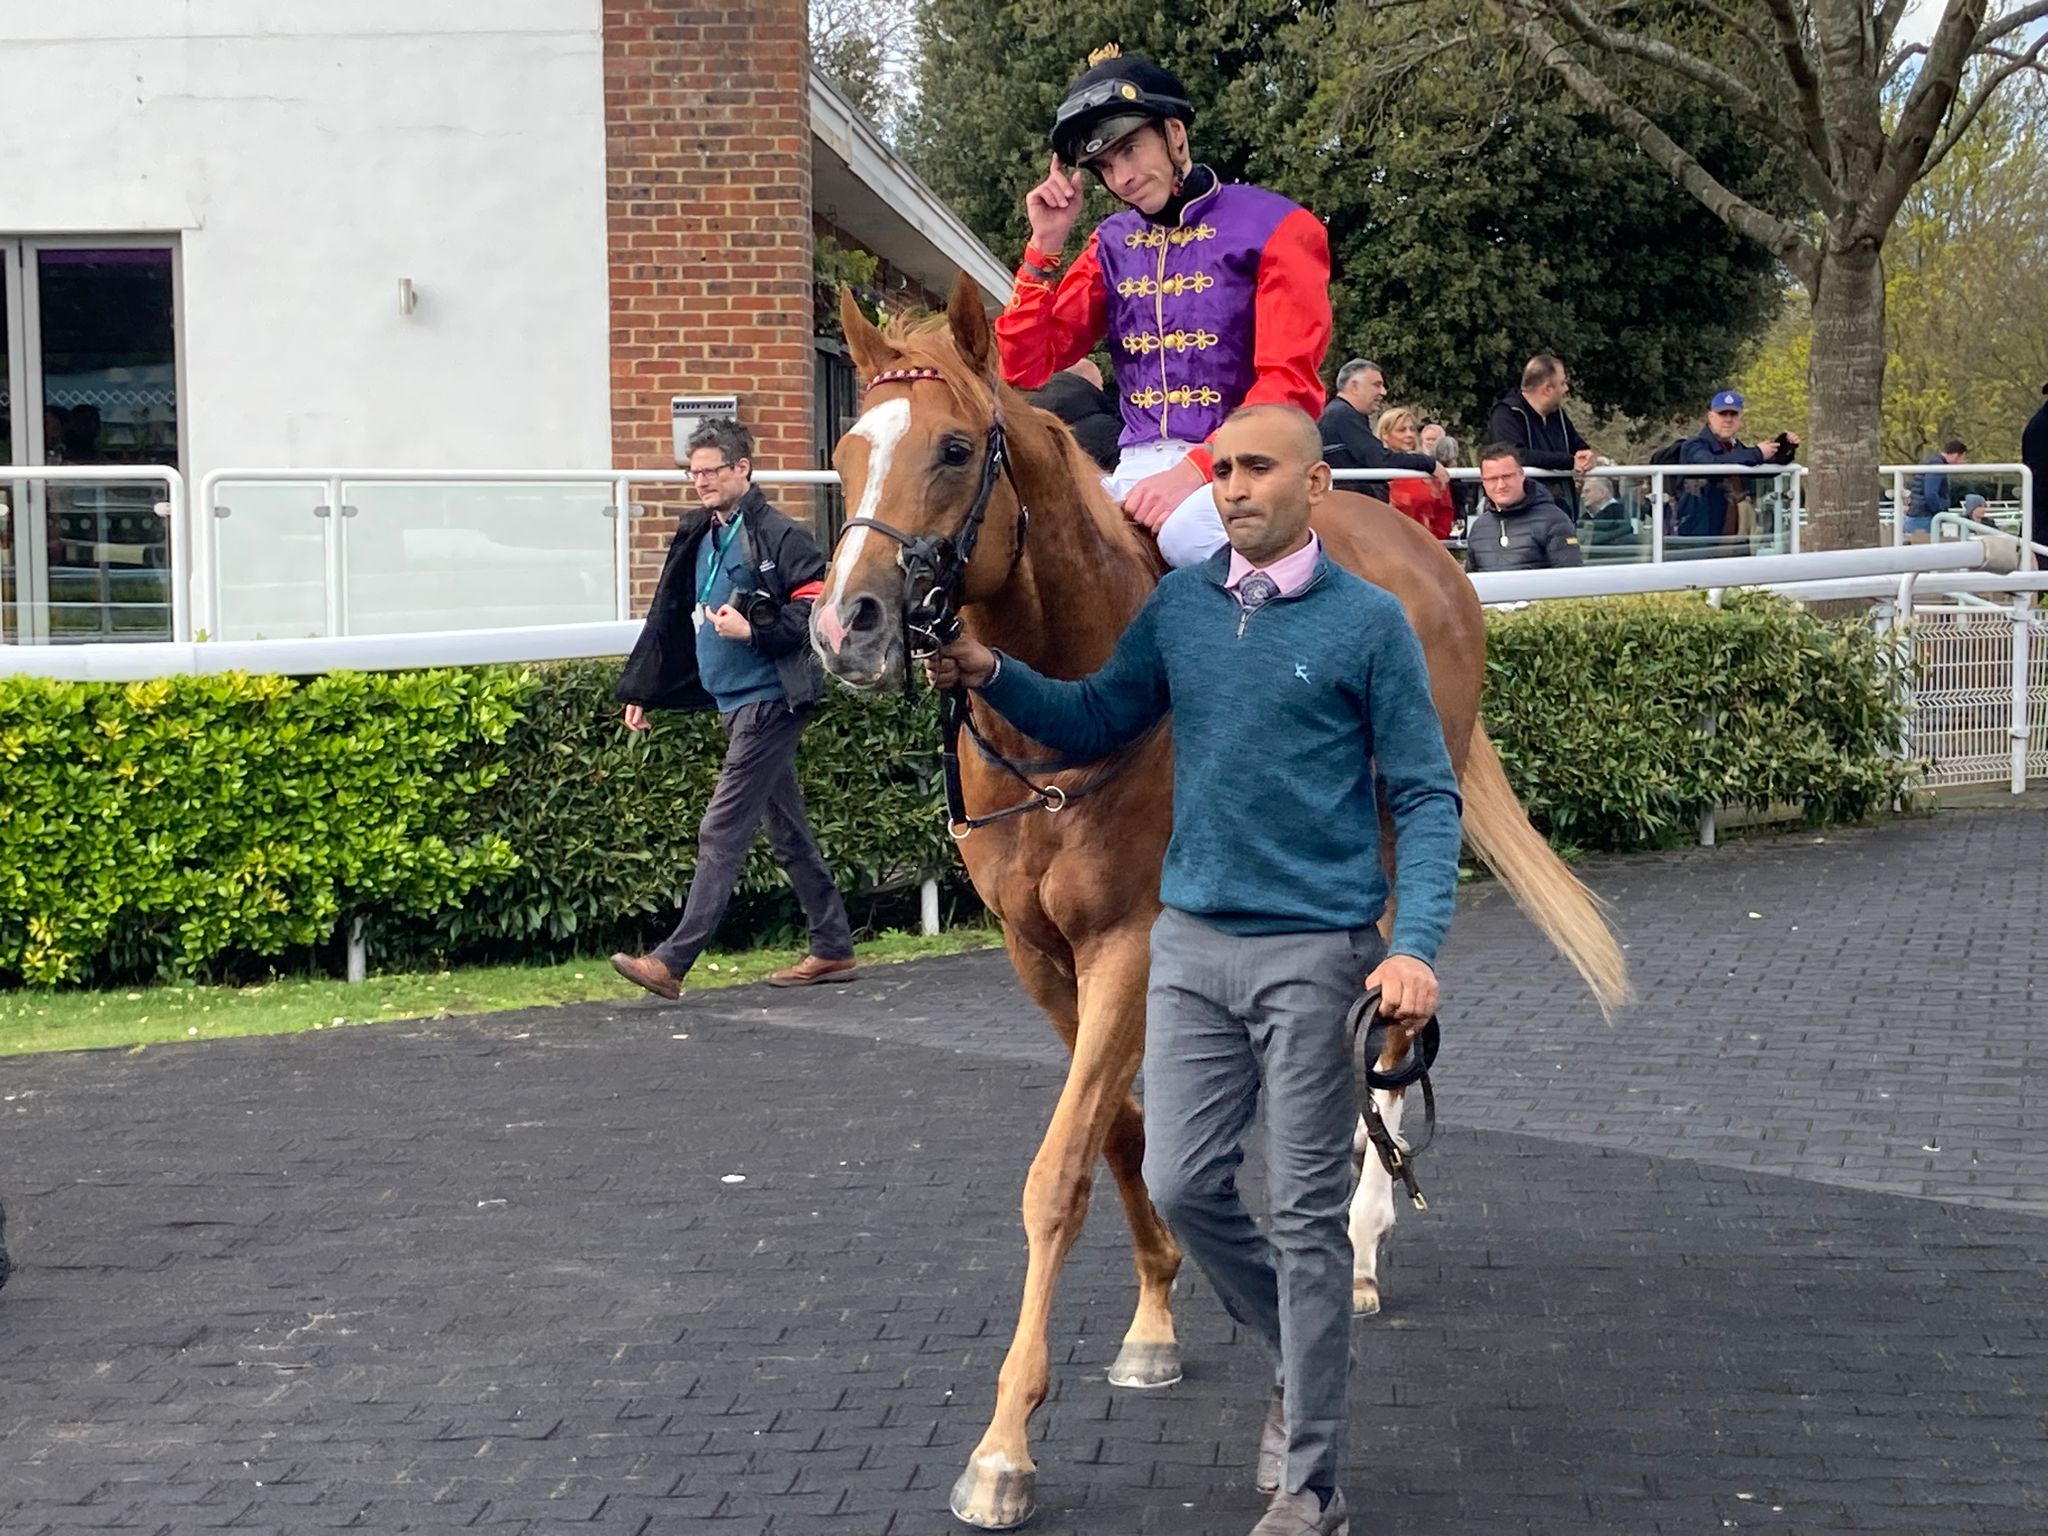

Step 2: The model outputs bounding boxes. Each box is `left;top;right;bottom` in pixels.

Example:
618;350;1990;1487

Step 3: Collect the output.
0;464;191;642
1884;462;2037;558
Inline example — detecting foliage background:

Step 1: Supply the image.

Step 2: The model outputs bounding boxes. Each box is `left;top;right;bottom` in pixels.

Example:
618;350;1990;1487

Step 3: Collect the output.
2;596;1908;987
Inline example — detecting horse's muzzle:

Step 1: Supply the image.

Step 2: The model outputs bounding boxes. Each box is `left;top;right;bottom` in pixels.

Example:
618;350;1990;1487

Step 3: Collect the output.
811;592;902;688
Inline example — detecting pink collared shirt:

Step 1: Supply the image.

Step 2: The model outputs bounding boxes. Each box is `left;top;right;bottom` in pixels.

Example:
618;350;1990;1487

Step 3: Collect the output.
1224;533;1323;604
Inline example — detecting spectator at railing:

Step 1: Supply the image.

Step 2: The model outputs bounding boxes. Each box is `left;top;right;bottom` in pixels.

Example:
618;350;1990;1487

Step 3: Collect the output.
1376;406;1454;539
1030;359;1122;472
1319;359;1445;490
1419;420;1446;456
2024;382;2048;552
1674;391;1799;559
1905;439;1967;539
1487;354;1594;516
1578;475;1637;557
1435;431;1476;532
1467;442;1583;572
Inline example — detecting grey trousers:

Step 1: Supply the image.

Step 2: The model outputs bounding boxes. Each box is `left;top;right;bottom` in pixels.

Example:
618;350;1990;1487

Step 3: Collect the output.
1141;906;1382;1497
651;700;854;975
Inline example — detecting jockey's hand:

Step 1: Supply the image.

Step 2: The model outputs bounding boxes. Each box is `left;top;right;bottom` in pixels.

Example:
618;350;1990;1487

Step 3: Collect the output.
1367;954;1438;1026
1025;155;1088;255
925;634;998;692
1122;456;1210;533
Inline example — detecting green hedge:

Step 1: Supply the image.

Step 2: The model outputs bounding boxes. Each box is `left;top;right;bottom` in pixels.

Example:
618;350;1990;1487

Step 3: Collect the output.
1483;591;1908;849
0;593;1907;985
0;670;526;985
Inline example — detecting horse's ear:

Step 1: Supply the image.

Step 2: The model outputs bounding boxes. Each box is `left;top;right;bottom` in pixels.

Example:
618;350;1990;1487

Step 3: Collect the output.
947;272;994;377
839;287;896;378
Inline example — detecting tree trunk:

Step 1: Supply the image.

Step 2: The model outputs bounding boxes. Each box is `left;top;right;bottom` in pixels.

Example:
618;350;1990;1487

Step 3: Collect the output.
1801;236;1887;552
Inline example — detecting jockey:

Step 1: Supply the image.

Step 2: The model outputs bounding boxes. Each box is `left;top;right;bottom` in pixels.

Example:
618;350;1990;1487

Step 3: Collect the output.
995;47;1334;568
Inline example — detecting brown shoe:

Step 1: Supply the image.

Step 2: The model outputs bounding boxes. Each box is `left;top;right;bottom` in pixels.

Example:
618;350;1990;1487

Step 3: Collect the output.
766;954;860;987
610;952;680;1000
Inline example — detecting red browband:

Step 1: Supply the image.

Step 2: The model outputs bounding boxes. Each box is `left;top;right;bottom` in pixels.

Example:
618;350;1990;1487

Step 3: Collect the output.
865;367;948;392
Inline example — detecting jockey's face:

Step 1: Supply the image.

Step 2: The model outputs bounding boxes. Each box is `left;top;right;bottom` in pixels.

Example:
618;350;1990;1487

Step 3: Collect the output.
1211;407;1330;565
1084;121;1189;216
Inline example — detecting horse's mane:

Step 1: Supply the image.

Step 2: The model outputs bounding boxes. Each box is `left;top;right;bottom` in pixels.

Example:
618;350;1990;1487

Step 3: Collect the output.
877;315;1164;578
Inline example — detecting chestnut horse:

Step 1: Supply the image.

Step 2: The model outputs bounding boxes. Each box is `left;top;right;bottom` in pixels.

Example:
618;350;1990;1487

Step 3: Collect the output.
811;276;1627;1530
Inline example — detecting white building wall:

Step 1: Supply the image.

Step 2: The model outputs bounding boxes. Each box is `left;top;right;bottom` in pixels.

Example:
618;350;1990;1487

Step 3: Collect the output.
0;1;614;478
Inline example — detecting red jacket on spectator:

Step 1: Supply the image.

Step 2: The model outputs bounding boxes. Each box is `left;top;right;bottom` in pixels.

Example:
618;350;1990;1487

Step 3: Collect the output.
1386;475;1455;540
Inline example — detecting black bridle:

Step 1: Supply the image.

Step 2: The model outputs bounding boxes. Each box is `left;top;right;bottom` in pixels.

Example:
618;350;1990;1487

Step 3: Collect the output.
841;366;1151;838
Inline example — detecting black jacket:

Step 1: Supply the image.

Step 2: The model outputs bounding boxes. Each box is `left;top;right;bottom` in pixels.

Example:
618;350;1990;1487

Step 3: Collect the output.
1317;397;1437;477
1486;386;1589;514
1465;480;1584;573
2023;399;2048;549
1674;424;1791;540
616;485;827;713
1031;372;1122;471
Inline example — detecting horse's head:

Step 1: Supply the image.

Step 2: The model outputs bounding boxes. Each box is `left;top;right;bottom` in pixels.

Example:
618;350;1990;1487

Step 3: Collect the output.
811;274;1029;690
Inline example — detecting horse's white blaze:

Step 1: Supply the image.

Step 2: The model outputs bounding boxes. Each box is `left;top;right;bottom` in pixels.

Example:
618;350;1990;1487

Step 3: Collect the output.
1348;1089;1405;1286
824;397;911;613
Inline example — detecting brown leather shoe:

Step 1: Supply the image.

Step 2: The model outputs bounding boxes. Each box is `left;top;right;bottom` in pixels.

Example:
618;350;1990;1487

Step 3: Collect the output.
766;954;860;987
610;952;680;1000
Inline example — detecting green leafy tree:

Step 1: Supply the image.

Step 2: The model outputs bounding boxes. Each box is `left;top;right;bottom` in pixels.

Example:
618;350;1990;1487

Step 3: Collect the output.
904;0;1785;431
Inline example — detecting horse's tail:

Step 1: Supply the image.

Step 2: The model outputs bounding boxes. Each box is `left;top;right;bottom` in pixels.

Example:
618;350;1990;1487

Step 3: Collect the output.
1458;725;1631;1016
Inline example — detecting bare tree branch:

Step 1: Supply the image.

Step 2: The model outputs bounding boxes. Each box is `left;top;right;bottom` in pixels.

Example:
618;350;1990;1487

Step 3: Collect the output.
1498;5;1821;284
1762;0;1839;176
1884;42;1927;84
1872;0;1992;231
1875;0;1914;55
1976;0;2048;48
1922;29;2048;175
1524;0;1840;209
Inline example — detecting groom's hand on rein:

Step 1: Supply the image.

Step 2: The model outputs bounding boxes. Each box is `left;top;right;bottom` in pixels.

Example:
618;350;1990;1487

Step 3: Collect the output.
1367;955;1438;1026
925;636;997;692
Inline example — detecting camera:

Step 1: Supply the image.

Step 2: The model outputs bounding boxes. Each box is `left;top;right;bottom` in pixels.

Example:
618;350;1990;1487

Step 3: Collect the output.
734;585;782;629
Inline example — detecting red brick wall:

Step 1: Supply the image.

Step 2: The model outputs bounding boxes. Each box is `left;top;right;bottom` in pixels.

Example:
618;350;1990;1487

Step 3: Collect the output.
603;0;814;609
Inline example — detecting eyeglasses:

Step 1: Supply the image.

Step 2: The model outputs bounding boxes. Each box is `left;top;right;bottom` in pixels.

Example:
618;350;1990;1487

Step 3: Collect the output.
686;463;733;481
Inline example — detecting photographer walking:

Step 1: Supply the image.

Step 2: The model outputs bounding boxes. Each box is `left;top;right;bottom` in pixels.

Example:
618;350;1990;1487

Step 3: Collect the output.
610;419;857;999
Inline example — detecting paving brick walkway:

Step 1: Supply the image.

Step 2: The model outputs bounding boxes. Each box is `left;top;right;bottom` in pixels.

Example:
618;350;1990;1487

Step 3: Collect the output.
3;807;2045;1534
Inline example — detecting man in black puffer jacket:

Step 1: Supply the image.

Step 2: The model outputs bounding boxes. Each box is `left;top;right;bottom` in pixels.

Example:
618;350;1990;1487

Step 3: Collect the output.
1486;353;1592;516
1466;443;1584;573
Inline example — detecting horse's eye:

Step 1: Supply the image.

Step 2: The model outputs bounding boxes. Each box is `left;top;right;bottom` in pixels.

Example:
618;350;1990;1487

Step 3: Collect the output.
940;439;973;467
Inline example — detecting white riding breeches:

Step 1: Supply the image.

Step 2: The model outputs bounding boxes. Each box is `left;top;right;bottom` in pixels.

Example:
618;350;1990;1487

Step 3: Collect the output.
1105;440;1228;569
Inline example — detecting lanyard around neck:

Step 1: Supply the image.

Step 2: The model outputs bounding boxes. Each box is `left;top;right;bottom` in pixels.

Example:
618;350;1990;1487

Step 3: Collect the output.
697;516;746;607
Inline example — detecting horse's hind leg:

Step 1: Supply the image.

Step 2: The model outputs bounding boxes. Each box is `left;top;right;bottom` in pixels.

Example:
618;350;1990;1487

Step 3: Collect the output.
1348;1085;1405;1315
951;925;1157;1530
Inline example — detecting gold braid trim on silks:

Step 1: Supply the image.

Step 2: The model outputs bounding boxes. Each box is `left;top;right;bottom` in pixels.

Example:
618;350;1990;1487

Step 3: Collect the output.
1114;270;1215;299
1122;224;1217;250
1120;330;1219;356
1127;385;1224;410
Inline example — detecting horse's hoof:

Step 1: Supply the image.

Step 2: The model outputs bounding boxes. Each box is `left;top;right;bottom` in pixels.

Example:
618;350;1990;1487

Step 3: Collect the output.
1352;1276;1381;1317
950;1459;1037;1529
1106;1338;1183;1389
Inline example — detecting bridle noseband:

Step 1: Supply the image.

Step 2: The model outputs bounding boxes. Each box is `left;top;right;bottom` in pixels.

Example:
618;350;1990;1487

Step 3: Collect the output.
840;367;1030;683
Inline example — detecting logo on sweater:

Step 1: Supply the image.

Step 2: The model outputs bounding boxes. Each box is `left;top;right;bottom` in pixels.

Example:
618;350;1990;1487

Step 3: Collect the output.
1294;662;1312;684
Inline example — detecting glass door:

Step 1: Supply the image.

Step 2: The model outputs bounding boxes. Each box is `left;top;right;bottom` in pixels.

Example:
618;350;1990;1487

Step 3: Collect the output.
0;238;180;643
1;245;26;643
30;243;180;642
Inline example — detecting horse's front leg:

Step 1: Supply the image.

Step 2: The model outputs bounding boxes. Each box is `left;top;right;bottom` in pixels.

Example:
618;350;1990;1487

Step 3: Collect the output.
950;926;1154;1530
1347;1085;1405;1316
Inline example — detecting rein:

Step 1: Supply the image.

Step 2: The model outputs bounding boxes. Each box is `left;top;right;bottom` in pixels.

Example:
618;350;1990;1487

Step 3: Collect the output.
847;365;1146;839
1348;989;1442;1211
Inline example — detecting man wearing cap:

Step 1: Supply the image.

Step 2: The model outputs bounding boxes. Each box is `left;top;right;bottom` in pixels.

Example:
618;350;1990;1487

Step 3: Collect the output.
1675;390;1800;556
994;46;1334;569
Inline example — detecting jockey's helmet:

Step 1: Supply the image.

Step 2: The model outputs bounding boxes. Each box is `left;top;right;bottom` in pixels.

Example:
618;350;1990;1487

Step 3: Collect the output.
1050;47;1195;167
